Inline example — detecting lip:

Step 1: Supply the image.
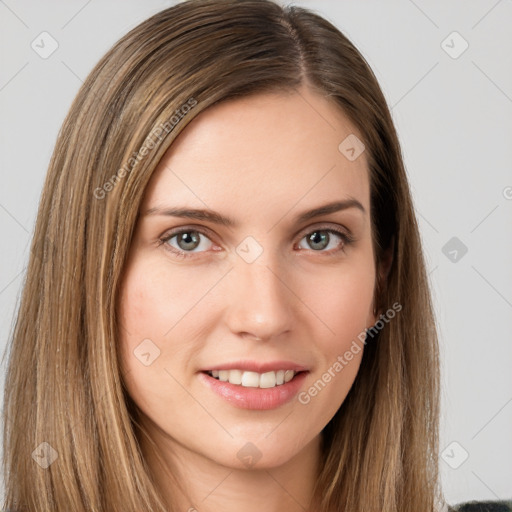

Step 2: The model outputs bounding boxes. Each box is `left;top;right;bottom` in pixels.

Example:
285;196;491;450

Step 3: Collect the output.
201;360;309;373
199;370;309;410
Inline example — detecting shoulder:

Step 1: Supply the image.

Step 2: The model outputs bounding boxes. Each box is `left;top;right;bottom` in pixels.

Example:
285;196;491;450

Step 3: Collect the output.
448;500;512;512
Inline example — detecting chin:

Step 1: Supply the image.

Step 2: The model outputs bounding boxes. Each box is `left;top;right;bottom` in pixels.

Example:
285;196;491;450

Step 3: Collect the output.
203;432;318;471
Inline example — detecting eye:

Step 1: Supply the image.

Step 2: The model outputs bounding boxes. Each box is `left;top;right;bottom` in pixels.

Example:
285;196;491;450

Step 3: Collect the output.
296;228;353;254
159;229;215;258
159;226;354;259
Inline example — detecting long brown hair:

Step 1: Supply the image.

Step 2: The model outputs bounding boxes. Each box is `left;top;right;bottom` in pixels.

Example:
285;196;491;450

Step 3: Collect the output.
2;1;444;510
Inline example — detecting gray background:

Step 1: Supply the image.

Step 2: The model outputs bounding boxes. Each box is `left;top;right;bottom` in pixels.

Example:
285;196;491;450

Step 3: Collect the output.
1;0;511;506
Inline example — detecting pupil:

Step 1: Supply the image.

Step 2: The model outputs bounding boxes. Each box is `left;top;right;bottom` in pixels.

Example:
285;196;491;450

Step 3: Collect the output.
179;231;200;250
309;231;328;250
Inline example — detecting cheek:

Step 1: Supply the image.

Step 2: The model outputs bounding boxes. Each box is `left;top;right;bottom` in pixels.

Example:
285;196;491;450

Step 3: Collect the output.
118;258;214;345
117;256;224;394
117;258;182;382
298;255;375;403
116;259;203;423
305;256;376;344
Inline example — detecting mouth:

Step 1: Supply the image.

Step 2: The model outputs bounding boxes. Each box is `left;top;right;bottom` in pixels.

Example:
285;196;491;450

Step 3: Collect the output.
199;368;309;410
203;369;305;389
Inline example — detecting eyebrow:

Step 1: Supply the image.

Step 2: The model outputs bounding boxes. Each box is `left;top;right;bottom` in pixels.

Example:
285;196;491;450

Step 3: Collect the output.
143;199;365;227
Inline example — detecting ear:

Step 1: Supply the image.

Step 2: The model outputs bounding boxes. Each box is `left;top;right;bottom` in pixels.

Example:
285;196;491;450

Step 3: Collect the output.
378;235;394;283
372;236;395;319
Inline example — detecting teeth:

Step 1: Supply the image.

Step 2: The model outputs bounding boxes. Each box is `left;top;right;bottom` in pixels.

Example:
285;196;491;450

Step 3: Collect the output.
207;369;298;388
241;371;260;387
284;370;294;383
228;369;242;385
259;371;276;388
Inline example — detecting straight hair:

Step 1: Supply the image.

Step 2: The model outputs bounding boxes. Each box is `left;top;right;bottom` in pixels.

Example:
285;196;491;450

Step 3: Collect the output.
2;1;444;510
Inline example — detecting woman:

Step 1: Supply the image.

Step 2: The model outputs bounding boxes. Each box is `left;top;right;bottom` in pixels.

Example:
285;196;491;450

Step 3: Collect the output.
2;0;510;510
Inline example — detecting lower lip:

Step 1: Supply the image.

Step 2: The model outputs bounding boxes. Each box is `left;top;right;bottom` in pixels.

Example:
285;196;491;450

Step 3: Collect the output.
198;371;308;410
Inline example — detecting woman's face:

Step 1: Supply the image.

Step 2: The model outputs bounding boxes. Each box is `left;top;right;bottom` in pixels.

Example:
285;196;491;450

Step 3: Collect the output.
118;86;378;471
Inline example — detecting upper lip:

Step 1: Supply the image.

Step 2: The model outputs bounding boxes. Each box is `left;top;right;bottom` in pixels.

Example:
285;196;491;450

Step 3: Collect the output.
202;360;310;373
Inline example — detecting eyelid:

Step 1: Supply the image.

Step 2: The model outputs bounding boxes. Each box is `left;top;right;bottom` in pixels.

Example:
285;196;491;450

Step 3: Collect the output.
295;221;353;240
160;221;353;241
159;224;217;242
158;225;218;253
159;222;354;258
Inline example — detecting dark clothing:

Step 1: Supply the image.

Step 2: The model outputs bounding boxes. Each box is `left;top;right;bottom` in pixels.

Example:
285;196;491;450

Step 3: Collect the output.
450;501;512;512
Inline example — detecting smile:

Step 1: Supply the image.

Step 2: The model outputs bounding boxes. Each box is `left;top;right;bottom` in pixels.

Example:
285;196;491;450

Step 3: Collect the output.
199;367;309;410
206;369;297;388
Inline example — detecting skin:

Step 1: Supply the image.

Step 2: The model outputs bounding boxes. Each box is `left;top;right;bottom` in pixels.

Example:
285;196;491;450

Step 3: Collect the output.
117;84;384;512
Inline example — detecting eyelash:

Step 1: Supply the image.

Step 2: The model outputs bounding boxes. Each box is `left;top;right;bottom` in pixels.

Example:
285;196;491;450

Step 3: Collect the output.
158;225;355;260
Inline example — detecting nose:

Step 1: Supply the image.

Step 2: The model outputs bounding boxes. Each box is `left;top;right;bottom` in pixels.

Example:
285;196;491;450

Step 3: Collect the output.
223;252;294;341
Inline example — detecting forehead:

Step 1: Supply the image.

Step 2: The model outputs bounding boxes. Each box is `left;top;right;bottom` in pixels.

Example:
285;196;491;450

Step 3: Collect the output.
142;87;370;218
